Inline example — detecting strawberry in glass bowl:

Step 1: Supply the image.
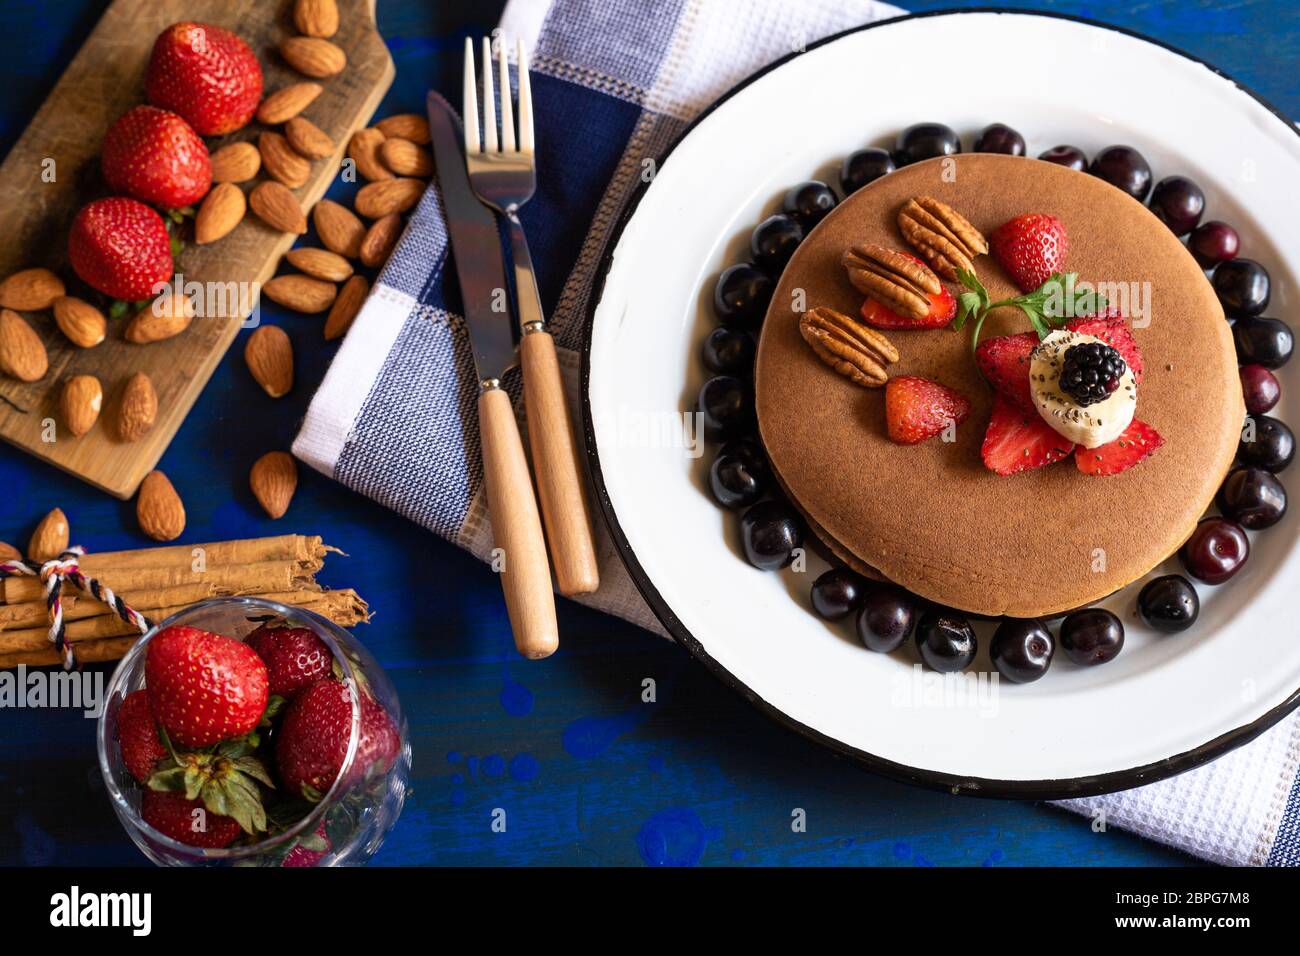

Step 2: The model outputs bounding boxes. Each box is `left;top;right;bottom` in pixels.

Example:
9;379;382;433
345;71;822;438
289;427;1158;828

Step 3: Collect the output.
96;597;409;866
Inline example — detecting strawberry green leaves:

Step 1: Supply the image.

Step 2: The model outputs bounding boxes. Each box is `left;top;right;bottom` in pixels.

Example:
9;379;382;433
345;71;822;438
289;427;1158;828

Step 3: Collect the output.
147;724;276;836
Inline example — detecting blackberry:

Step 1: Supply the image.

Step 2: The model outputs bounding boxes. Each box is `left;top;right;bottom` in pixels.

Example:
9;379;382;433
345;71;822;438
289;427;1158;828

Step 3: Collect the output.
1060;342;1126;406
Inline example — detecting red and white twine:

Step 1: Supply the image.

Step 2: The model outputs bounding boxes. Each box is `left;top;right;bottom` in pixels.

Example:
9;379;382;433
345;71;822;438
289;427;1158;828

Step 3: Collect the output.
0;547;152;669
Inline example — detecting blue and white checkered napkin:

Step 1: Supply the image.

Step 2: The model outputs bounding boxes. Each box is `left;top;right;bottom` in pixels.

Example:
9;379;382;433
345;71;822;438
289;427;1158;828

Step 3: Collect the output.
294;0;1300;865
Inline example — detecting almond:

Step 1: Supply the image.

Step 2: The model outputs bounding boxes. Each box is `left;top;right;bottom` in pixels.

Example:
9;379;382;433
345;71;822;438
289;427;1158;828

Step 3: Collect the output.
375;113;431;145
260;131;312;188
325;275;368;341
59;375;102;437
347;127;392;182
0;308;48;381
359;213;402;268
116;372;157;443
245;325;294;396
281;36;346;78
137;471;185;542
124;294;194;344
355;178;425;219
52;296;106;348
209;141;261;183
0;268;64;311
312;199;365;257
262;275;337;314
250;181;308;234
285;116;335;159
195;182;246;244
293;0;339;38
250;451;298;519
286;248;353;282
380;137;434;177
256;82;323;125
28;508;69;562
0;540;20;563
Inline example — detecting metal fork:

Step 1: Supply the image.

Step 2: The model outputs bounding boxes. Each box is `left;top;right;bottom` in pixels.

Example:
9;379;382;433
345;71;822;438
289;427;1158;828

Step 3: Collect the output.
463;36;600;599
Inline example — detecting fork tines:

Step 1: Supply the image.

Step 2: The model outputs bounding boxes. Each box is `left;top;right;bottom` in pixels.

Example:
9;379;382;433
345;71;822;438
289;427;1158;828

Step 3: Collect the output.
463;36;534;157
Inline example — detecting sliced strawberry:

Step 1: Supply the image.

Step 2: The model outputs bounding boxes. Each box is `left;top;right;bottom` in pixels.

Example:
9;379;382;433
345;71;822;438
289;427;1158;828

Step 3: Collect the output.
1075;419;1164;476
975;332;1038;409
1065;314;1144;383
981;396;1076;475
990;213;1068;292
885;375;971;445
861;285;955;330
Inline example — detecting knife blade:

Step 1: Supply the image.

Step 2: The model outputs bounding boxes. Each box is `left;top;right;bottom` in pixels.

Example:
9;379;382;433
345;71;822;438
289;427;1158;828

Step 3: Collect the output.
426;90;516;385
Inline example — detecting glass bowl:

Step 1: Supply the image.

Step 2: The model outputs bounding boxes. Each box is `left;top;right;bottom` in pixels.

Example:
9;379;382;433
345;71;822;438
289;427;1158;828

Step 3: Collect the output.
96;597;410;866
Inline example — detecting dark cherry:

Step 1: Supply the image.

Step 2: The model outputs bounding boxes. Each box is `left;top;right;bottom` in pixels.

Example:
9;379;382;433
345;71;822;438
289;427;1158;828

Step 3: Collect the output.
713;263;774;330
1180;517;1249;585
1213;259;1271;317
1217;466;1287;530
855;585;915;653
1088;145;1152;201
719;436;768;476
1137;575;1200;633
1148;175;1204;236
781;181;838;231
739;500;803;571
893;123;961;167
810;568;866;621
697;375;753;441
1240;364;1280;415
1059;609;1125;666
750;214;804;275
708;443;766;509
973;123;1025;156
989;619;1054;683
1233;317;1293;369
1188;221;1240;268
701;326;755;376
1239;415;1294;473
840;147;895;194
914;610;977;673
1038;144;1088;171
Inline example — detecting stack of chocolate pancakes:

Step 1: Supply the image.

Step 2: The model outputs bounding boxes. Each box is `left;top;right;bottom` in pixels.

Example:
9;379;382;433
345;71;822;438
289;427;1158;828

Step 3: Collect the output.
754;154;1243;618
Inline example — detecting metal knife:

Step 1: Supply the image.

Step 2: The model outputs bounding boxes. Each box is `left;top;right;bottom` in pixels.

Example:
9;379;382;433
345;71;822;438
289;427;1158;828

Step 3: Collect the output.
426;90;557;660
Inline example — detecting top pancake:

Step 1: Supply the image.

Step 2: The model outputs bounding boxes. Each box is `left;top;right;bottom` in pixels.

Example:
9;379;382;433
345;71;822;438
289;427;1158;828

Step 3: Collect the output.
754;154;1242;618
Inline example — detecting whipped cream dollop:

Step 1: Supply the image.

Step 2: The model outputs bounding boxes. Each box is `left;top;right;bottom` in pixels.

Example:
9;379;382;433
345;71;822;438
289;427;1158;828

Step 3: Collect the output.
1029;330;1136;448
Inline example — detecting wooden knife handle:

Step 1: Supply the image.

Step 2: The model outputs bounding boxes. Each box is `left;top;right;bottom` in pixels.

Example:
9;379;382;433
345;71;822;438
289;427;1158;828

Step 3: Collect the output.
477;386;558;659
520;329;601;596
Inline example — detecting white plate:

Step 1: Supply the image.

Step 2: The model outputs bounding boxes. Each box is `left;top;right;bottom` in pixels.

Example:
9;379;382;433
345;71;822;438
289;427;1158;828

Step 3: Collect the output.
582;11;1300;796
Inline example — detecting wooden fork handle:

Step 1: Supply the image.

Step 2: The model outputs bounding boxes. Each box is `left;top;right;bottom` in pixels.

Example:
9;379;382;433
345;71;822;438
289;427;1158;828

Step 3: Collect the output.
520;328;601;596
477;386;558;659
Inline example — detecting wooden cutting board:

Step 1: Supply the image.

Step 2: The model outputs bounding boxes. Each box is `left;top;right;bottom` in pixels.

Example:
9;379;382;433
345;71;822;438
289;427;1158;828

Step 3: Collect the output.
0;0;393;498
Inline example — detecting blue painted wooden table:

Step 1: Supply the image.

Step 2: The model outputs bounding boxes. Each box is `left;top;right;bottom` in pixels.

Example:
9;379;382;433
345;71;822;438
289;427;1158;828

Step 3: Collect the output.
2;0;1294;867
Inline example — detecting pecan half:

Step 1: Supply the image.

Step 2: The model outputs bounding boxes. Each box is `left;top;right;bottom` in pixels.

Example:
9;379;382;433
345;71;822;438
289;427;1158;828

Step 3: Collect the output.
841;242;940;321
799;306;899;388
897;196;988;280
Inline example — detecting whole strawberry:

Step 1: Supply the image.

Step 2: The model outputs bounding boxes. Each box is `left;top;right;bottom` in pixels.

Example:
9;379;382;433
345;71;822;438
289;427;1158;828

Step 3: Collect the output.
246;623;333;700
68;198;173;301
117;690;167;784
102;105;211;209
991;213;1069;293
145;625;269;749
146;22;263;135
141;789;241;849
277;679;400;802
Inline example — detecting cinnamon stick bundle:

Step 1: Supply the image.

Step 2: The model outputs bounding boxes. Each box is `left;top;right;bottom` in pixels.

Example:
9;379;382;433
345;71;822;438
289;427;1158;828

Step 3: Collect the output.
0;535;367;669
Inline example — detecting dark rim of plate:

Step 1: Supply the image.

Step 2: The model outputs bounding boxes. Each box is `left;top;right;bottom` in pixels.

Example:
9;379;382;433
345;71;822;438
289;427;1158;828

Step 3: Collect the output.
578;7;1300;799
